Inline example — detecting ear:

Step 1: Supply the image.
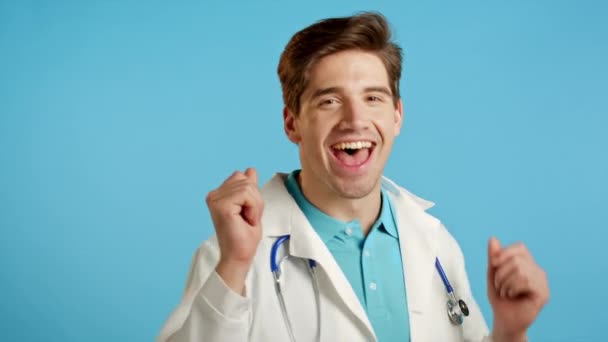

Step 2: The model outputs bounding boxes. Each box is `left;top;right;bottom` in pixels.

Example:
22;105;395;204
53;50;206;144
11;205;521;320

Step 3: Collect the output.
283;106;301;143
394;99;404;136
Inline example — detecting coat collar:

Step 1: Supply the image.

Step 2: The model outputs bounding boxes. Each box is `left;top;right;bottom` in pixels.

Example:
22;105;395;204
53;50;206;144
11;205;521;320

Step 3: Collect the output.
260;173;436;236
260;173;441;340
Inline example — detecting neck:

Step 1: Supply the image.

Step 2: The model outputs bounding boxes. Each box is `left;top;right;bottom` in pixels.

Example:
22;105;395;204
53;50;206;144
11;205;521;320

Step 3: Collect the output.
297;171;381;236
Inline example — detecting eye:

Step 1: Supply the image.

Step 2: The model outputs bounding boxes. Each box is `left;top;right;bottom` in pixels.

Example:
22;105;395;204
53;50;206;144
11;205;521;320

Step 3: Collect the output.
318;98;339;108
367;95;383;102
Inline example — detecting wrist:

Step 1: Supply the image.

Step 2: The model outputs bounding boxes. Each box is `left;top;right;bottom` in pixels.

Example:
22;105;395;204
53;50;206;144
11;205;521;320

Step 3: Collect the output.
215;259;252;295
491;329;527;342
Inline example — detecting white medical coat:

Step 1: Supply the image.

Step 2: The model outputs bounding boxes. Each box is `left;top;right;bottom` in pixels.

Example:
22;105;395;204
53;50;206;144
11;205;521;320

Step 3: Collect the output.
157;173;492;341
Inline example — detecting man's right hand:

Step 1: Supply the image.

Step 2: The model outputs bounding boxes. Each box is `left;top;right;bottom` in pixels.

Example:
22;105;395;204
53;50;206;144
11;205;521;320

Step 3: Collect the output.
206;167;264;295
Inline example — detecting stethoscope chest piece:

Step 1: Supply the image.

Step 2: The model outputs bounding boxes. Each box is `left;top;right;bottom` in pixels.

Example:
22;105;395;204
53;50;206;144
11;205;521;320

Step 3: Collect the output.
446;298;469;325
458;299;469;316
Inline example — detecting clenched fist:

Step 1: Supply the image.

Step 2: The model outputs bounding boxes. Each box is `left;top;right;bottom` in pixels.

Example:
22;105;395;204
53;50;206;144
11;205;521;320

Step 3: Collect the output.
487;237;550;342
206;167;264;295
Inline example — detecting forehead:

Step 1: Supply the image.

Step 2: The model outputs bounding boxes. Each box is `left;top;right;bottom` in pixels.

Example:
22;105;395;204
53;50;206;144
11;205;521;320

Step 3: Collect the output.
304;50;390;94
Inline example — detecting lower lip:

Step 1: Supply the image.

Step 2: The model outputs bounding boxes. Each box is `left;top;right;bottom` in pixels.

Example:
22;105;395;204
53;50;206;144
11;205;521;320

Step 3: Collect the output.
329;146;375;174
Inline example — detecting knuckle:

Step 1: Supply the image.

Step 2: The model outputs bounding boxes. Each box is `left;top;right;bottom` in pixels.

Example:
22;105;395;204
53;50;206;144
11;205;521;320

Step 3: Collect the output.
517;242;530;254
514;255;524;268
205;190;216;203
232;171;246;180
217;208;233;222
514;264;524;277
246;183;261;200
224;171;246;185
521;274;529;287
241;182;254;197
242;180;253;190
243;178;255;189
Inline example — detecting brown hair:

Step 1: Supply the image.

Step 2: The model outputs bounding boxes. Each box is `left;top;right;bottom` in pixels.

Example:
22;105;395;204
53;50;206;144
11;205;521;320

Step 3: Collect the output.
277;11;403;115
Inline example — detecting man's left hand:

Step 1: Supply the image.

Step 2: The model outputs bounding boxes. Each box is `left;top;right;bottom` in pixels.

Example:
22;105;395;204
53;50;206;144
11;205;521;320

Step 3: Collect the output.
487;237;550;342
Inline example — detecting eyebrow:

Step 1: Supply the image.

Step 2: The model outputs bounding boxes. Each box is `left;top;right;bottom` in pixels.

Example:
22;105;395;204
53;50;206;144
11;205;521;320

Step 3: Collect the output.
309;87;341;101
364;86;392;97
309;86;393;101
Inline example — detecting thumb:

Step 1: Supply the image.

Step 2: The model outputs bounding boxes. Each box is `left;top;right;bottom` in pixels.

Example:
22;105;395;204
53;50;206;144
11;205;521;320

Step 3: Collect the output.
487;237;501;295
242;167;262;226
488;236;501;259
245;167;258;186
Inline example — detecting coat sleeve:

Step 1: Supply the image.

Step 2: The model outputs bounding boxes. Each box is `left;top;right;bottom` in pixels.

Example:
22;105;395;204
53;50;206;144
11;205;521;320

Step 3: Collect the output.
156;236;252;342
440;225;494;342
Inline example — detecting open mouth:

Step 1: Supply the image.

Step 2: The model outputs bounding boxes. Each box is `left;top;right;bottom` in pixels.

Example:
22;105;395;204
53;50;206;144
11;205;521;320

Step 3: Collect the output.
330;141;375;167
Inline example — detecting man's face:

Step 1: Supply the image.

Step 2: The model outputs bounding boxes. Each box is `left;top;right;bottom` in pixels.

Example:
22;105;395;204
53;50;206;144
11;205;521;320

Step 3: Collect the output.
284;49;403;199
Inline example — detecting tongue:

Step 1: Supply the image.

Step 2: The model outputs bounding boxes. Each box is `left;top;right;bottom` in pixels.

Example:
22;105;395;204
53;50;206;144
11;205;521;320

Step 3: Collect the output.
335;148;370;166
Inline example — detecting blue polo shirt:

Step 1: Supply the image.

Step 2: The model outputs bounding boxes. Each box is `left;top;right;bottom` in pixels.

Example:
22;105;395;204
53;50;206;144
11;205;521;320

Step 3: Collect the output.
285;170;410;341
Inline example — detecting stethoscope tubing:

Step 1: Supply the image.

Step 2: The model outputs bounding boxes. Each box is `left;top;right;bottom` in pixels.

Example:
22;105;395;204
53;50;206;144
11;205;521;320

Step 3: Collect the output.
271;235;321;342
435;257;455;294
271;235;468;342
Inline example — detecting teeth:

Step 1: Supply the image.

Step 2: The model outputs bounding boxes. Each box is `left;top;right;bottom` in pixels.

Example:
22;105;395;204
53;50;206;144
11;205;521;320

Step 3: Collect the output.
333;141;372;150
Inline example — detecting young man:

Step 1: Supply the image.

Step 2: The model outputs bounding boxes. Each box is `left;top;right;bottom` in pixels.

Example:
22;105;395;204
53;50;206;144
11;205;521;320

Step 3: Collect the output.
158;12;549;342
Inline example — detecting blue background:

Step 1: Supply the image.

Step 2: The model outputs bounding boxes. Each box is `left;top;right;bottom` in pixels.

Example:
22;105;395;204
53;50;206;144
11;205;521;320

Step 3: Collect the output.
1;1;606;341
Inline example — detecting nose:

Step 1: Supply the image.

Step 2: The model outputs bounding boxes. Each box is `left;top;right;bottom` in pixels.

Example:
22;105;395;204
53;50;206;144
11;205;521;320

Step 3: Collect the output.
337;99;369;130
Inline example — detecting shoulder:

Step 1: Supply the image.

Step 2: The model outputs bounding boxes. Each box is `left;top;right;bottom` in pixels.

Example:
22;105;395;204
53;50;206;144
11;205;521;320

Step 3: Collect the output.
381;176;436;211
382;175;463;253
259;172;290;200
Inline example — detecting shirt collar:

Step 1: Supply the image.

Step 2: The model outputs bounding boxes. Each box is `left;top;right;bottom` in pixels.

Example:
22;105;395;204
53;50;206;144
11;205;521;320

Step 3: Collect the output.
378;189;398;238
284;170;398;243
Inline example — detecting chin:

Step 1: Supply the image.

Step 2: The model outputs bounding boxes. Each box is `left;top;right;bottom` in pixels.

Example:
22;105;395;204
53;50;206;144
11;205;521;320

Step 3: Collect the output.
328;173;381;199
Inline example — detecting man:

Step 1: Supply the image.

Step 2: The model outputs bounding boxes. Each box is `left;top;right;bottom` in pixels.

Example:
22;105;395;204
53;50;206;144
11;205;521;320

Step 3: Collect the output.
158;12;549;342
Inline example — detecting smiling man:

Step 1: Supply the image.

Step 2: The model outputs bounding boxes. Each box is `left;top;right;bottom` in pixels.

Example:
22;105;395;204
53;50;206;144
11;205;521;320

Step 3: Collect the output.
158;12;549;342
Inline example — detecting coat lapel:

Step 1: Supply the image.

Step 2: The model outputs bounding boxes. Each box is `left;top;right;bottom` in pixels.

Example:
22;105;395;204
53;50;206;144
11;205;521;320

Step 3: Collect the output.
261;173;376;340
383;177;440;342
288;203;377;340
261;173;441;342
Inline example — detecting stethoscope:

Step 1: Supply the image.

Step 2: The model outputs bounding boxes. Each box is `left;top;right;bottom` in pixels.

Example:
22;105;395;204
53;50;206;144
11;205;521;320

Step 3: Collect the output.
271;235;321;342
271;235;469;342
435;257;470;324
